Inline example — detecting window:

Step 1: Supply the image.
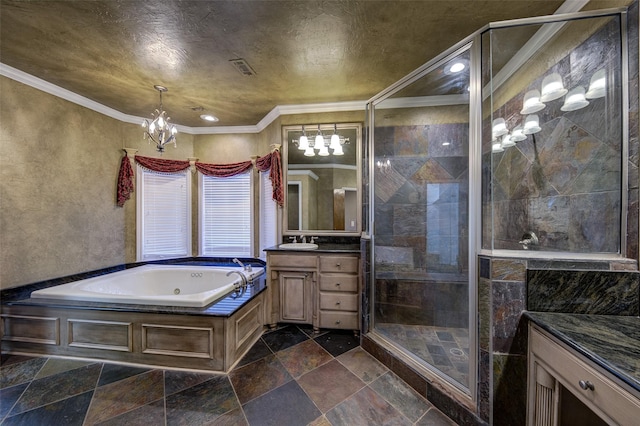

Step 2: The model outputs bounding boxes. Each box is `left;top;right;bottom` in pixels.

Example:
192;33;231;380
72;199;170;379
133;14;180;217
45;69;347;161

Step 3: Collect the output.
199;172;253;257
259;170;279;258
136;166;191;261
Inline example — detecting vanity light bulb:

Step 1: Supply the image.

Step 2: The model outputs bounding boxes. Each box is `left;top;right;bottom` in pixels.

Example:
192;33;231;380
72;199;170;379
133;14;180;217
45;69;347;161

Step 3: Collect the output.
330;133;340;149
318;144;330;156
298;135;309;150
333;144;344;155
315;134;324;150
304;146;315;156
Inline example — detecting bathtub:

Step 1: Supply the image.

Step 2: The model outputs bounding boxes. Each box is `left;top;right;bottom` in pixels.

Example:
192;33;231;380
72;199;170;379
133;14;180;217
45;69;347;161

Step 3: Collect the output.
30;264;265;307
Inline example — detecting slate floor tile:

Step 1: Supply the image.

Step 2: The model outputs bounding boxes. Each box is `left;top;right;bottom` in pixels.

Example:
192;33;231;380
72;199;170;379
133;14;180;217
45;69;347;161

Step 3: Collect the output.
229;354;292;404
166;375;239;426
261;325;309;352
235;338;273;368
0;383;28;420
325;386;412;426
369;371;432;422
297;359;365;412
242;380;321;426
1;390;93;426
337;347;388;383
314;330;359;357
96;398;165;426
276;339;333;378
0;357;47;390
97;363;150;387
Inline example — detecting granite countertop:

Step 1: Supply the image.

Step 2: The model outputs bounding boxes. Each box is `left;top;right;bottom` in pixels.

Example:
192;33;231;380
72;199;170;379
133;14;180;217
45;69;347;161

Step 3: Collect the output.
525;312;640;393
264;243;361;253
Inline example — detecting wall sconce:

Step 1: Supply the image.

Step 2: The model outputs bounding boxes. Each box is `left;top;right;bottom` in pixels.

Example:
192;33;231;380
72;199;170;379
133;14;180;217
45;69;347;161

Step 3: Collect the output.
586;69;606;99
521;89;546;114
561;86;589;112
492;118;508;139
511;125;527;142
376;157;391;172
540;72;567;102
523;114;541;135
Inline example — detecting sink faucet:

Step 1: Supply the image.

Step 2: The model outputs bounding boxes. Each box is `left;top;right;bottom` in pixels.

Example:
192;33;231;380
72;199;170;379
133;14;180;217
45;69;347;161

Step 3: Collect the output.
232;258;252;272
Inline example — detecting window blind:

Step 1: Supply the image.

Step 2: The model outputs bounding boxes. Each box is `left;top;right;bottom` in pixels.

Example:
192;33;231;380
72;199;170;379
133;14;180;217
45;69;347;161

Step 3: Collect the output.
138;168;190;260
200;172;252;256
259;171;278;258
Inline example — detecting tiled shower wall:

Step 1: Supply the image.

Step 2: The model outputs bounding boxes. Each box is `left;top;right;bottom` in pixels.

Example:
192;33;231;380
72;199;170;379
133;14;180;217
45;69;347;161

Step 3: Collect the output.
485;16;629;254
373;122;469;329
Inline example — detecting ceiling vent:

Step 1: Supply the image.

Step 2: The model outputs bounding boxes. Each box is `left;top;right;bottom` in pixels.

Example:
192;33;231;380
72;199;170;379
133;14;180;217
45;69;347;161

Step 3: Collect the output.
229;58;256;76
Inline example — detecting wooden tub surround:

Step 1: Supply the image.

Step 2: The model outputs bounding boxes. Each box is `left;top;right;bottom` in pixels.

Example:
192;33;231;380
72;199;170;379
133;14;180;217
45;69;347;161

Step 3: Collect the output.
0;259;267;373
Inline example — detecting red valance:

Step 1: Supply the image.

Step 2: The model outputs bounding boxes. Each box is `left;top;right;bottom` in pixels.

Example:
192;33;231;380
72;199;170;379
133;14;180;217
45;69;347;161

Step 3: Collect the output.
196;160;252;177
135;155;190;173
116;155;134;207
116;150;284;207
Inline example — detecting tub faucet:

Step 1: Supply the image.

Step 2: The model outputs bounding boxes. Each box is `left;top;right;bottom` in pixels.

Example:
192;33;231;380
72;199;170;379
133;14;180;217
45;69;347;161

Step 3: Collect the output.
232;258;252;272
226;270;248;291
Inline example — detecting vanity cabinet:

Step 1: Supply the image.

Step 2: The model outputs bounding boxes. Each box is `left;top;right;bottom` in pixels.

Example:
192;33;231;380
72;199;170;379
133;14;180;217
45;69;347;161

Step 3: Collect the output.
266;251;360;332
527;324;640;426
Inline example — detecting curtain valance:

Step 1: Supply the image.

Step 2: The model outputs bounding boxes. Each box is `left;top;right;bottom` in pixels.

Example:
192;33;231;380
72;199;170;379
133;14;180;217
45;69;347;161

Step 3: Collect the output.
116;150;283;207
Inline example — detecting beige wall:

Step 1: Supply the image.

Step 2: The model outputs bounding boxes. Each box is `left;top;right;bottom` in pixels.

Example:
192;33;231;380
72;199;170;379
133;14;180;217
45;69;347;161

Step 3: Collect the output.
0;75;365;289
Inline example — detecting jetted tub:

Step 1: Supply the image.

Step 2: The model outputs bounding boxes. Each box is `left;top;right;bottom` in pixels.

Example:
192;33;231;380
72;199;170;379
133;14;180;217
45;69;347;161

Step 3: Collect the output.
30;264;265;307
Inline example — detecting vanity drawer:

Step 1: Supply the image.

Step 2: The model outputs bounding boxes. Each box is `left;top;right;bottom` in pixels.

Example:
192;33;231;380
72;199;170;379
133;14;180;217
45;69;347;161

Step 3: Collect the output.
319;256;359;274
319;293;358;312
530;327;640;426
319;275;358;292
319;311;358;330
268;254;317;269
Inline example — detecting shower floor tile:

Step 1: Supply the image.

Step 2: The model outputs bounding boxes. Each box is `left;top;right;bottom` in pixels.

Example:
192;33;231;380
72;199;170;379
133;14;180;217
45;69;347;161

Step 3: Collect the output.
375;323;470;387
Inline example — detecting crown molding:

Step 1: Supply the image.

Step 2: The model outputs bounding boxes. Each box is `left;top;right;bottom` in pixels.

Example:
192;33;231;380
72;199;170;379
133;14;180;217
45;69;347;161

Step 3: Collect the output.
1;62;366;135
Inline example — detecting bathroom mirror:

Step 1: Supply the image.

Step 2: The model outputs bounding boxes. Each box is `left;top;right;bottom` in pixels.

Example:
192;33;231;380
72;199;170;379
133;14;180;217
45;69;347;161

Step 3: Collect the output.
282;123;362;236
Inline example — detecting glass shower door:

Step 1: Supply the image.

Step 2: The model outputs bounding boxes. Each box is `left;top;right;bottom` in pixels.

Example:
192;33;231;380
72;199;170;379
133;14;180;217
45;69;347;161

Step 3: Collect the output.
371;46;473;391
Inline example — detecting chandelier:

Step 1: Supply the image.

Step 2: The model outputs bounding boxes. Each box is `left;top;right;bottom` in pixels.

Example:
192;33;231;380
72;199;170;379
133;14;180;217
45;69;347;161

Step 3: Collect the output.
293;124;348;157
142;85;178;153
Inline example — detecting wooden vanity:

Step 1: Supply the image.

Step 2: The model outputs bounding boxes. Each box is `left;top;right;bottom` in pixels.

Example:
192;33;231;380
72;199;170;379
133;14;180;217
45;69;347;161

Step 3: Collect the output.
266;248;360;333
526;313;640;425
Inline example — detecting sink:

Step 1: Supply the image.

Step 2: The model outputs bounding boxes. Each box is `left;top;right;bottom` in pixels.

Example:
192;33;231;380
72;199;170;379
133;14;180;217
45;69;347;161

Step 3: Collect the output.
278;243;318;250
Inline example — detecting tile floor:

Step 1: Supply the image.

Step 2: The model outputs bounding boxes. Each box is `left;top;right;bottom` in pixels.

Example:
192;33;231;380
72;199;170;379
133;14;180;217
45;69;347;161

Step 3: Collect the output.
375;324;470;387
0;325;457;425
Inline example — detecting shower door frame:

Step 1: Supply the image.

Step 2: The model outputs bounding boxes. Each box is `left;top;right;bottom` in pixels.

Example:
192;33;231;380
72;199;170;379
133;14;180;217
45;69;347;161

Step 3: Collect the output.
366;36;481;403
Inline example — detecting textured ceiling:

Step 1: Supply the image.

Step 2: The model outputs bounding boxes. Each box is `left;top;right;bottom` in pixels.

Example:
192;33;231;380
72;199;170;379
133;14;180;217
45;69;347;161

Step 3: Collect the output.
0;0;629;127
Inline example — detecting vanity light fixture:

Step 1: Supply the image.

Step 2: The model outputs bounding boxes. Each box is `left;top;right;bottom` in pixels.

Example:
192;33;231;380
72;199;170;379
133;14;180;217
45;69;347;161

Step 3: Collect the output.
316;126;329;156
492;118;508;139
561;86;589;111
330;124;341;149
540;72;567;102
501;134;515;148
491;139;504;153
586;69;606;99
521;89;546;114
142;85;178;153
523;114;541;135
511;125;527;142
298;126;309;150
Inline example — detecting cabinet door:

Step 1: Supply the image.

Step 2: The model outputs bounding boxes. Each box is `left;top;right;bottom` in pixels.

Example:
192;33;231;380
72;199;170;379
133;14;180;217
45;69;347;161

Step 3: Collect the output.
279;271;312;324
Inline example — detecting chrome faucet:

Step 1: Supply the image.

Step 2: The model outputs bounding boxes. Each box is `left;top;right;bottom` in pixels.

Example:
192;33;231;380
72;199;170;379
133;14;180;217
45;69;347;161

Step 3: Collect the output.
519;231;539;250
232;257;252;272
300;235;306;243
227;271;247;287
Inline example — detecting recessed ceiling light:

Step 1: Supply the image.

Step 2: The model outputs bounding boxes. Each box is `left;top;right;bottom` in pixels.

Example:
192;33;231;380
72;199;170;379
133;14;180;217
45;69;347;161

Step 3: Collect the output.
444;59;468;75
200;114;219;122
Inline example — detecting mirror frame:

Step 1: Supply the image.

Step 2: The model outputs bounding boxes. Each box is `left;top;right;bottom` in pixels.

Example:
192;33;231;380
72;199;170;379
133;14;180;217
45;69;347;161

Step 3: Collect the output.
282;122;363;237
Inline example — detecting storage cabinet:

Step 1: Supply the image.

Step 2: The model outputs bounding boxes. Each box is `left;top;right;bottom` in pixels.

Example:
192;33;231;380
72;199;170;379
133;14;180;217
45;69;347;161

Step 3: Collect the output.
267;251;360;332
527;324;640;426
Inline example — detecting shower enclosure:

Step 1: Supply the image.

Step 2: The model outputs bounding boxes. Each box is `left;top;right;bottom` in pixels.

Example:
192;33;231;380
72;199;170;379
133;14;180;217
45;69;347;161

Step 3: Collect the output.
368;44;476;393
366;5;629;407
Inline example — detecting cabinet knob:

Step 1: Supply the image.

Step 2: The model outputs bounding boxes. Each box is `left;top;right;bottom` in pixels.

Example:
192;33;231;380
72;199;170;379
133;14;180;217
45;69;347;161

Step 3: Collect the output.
335;320;341;324
335;283;341;287
336;263;341;268
578;380;595;391
336;301;341;305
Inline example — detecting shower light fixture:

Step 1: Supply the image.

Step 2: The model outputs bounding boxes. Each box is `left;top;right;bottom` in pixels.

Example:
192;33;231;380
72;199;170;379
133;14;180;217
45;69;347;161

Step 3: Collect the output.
142;85;178;153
